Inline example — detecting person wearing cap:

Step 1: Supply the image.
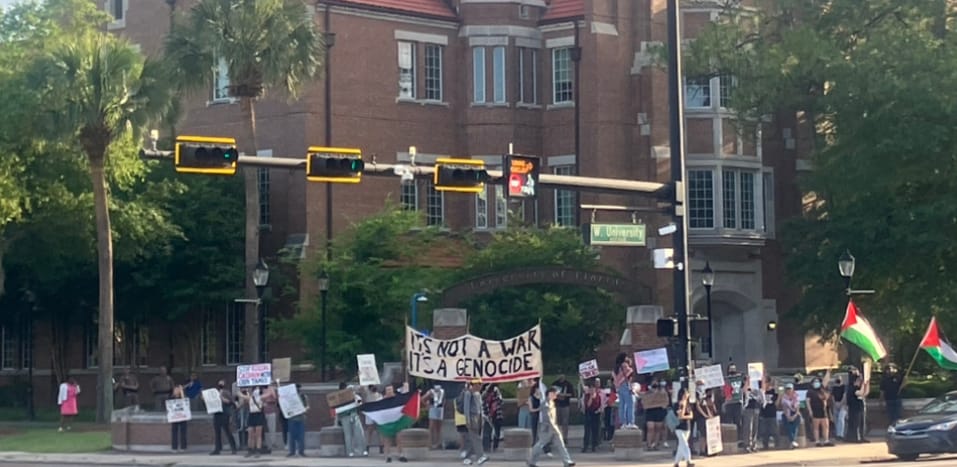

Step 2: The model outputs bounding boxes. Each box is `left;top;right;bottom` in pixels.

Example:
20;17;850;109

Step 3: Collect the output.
460;378;488;465
780;383;802;449
528;386;575;467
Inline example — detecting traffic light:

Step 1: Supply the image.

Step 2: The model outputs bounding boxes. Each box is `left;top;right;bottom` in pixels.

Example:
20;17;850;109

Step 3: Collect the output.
504;154;540;198
657;318;678;337
174;136;239;175
306;146;364;183
433;158;488;193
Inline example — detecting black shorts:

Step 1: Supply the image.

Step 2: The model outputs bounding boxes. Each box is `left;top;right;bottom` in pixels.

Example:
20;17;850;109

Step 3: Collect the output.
646;408;667;423
248;412;266;427
456;425;468;433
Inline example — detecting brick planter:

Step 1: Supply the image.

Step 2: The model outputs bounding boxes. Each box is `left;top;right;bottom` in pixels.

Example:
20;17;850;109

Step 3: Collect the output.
111;408;216;452
319;426;345;457
613;428;643;460
503;428;532;461
398;428;430;461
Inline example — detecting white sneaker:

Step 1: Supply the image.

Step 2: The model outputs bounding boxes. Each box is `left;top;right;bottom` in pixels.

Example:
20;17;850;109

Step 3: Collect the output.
460;450;468;459
662;442;669;448
477;455;489;465
791;441;799;448
463;459;473;465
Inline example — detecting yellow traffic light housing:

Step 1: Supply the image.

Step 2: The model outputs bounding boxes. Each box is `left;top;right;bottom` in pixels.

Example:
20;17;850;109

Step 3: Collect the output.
306;146;364;183
174;136;239;175
433;158;488;193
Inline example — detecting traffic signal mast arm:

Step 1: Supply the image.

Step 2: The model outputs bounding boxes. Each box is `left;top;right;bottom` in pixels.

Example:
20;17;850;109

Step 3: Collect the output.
141;149;668;197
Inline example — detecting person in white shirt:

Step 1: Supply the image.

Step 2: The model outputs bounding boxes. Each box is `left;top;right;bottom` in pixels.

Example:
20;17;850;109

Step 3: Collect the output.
241;386;266;457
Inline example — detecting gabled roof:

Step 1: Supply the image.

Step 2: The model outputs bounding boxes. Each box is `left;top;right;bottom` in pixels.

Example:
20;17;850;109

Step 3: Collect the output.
541;0;584;22
333;0;458;21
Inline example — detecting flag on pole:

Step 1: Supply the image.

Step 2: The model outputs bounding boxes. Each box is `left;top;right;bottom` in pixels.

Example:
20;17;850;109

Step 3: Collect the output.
840;299;888;362
920;317;957;370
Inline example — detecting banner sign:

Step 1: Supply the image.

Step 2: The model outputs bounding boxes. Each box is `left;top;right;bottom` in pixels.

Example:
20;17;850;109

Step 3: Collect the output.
237;363;272;387
695;364;725;389
633;347;670;374
278;384;307;419
166;398;192;423
406;325;542;383
578;359;599;380
357;354;381;386
202;388;222;414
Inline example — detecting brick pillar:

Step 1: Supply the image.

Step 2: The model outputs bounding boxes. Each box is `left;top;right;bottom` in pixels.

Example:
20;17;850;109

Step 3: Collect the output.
432;308;468;340
620;305;666;354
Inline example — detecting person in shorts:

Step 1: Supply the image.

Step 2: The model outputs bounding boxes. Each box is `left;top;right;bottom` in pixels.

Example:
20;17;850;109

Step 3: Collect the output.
242;386;266;457
426;384;446;449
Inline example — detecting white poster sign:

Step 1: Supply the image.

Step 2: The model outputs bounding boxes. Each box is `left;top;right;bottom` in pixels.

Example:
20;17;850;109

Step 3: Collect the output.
706;416;723;455
695;364;726;389
357;354;381;386
578;359;599;380
237;363;272;387
272;357;292;382
748;362;765;391
406;325;543;383
277;384;307;419
166;398;192;423
202;388;222;414
633;347;670;375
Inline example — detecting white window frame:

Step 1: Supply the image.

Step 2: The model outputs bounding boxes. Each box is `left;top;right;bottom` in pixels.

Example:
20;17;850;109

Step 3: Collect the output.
492;46;506;104
473;47;487;103
688;166;765;232
686;75;735;110
257;150;272;227
200;307;218;366
476;186;489;229
426;181;444;227
687;169;715;229
552;48;573;104
722;169;737;229
401;181;419;211
226;303;244;366
106;0;126;29
685;76;711;109
424;44;443;101
553;165;576;226
212;57;232;103
398;41;416;99
1;327;17;370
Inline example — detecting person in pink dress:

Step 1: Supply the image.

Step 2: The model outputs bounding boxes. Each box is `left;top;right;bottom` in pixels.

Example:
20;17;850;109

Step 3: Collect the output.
57;377;80;432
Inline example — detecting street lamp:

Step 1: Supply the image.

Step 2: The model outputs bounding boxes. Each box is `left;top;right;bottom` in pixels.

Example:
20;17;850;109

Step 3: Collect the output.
252;259;270;363
410;292;428;330
701;261;715;358
838;249;855;291
318;271;330;381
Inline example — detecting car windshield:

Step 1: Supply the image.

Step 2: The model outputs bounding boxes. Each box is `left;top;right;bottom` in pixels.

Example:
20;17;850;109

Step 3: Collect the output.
919;394;957;415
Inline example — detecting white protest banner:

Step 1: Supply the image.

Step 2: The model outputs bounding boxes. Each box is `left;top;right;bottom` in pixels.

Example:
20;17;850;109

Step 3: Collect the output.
202;388;222;414
578;359;599;380
166;398;192;423
633;347;670;375
706;416;723;455
237;363;272;387
357;354;381;386
272;357;292;382
747;362;764;391
695;364;725;389
406;325;542;383
277;384;307;419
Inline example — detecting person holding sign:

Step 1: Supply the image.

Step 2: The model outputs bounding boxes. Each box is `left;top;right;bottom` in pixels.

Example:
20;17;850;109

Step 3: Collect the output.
613;353;636;429
169;385;189;452
286;384;310;458
240;386;266;458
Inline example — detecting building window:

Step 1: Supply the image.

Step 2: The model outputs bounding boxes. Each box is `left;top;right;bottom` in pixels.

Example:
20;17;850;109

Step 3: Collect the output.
106;0;125;22
1;327;17;370
473;47;486;103
493;46;506;103
519;48;538;104
552;47;573;104
226;302;244;365
719;169;757;230
719;74;734;108
114;323;147;367
200;308;218;366
257;150;272;226
553;165;576;226
401;181;418;211
398;41;415;99
495;185;508;228
424;44;443;101
685;76;711;108
426;181;444;227
476;186;489;229
688;169;715;228
213;57;230;102
722;170;737;229
740;171;756;229
762;171;775;235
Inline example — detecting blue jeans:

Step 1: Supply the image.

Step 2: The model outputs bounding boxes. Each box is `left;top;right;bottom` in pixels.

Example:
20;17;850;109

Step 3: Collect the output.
518;406;531;430
786;416;802;443
618;385;635;426
886;399;902;426
287;419;305;455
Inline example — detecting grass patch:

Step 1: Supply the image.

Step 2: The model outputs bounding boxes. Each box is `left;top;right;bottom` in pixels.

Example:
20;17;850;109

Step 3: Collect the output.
0;428;111;453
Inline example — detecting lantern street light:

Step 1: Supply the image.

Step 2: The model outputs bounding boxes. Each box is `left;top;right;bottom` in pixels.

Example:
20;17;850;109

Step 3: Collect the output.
252;259;270;363
318;271;330;381
411;293;428;330
702;261;715;358
838;250;874;296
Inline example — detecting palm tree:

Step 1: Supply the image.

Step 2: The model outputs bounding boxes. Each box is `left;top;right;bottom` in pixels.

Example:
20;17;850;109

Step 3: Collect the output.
29;33;172;423
165;0;323;362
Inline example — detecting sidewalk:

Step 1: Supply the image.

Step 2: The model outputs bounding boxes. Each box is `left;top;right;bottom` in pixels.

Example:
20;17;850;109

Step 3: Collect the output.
0;441;893;467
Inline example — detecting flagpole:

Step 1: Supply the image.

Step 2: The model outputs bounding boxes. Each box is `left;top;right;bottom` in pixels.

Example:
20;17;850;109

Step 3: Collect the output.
899;328;925;396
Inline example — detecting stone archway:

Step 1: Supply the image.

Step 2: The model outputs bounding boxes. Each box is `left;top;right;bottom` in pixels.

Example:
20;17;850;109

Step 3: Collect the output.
692;290;764;366
439;266;650;307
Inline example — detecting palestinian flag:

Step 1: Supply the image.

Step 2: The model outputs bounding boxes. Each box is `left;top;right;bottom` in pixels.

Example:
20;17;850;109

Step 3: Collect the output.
840;299;888;362
920;317;957;370
361;390;420;438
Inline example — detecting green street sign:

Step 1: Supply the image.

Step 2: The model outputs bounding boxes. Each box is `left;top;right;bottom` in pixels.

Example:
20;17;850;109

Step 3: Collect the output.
583;223;647;247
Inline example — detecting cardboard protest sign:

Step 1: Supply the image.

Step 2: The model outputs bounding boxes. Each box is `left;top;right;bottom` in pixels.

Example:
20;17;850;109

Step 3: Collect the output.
202;388;222;414
706;416;723;455
695;364;725;389
278;384;307;419
517;386;531;407
326;388;355;409
236;363;272;387
633;348;670;374
272;357;292;382
578;359;599;380
748;363;764;391
642;390;670;409
357;354;380;386
166;398;192;423
406;325;542;383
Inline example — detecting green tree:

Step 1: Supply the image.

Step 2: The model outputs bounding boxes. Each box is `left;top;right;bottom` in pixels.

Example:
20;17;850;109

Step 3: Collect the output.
684;0;957;351
165;0;324;362
23;2;173;421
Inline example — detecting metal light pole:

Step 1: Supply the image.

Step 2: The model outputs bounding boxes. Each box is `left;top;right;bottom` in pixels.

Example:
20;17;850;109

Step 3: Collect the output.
410;293;428;330
318;271;330;381
702;261;715;358
323;5;336;265
252;259;270;363
666;0;693;382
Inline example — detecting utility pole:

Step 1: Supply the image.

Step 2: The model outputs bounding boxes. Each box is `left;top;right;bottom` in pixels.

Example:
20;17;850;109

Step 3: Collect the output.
322;2;335;382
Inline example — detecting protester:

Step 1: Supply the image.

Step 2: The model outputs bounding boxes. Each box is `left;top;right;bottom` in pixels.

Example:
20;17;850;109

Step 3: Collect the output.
150;366;174;412
644;381;668;450
240;385;266;457
551;375;575;440
809;376;833;446
261;383;281;452
170;385;188;452
364;385;383;454
286;384;309;458
528;386;575;467
184;373;202;411
517;379;532;431
845;366;868;443
378;385;408;463
758;377;779;450
425;383;445;449
780;383;802;449
693;384;715;455
209;379;238;455
482;383;504;453
57;376;80;432
880;364;903;426
723;364;744;447
459;378;488;465
831;376;847;440
673;388;694;467
602;377;617;441
234;385;250;450
581;383;601;453
742;376;762;452
528;382;542;446
337;382;367;457
613;353;636;429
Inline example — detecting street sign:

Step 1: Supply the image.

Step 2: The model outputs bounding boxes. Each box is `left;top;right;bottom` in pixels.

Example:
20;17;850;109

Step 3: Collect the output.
582;223;646;247
504;154;540;198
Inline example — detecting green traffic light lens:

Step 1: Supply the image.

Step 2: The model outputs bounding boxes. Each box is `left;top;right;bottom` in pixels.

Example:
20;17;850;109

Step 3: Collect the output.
224;148;237;160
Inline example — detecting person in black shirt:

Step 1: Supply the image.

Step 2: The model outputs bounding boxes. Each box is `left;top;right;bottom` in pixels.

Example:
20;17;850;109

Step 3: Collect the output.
808;377;833;446
880;365;903;426
845;367;868;443
758;378;778;450
742;377;762;452
551;375;575;441
830;377;846;440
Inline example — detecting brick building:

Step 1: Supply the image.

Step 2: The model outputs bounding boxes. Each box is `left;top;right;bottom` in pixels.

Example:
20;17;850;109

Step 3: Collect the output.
0;0;838;411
